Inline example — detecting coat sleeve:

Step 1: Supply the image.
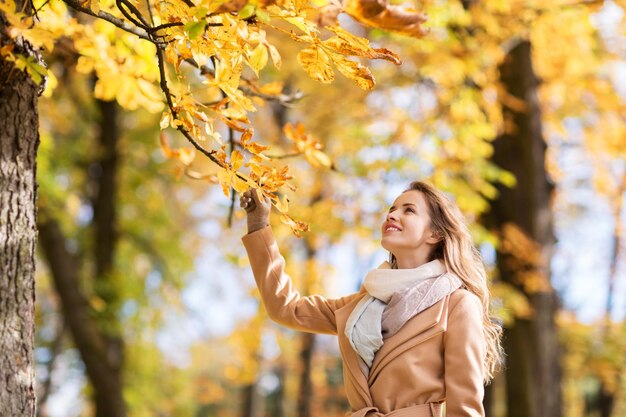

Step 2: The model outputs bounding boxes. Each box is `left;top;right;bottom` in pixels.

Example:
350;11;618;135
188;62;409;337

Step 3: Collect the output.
443;290;486;417
241;226;361;335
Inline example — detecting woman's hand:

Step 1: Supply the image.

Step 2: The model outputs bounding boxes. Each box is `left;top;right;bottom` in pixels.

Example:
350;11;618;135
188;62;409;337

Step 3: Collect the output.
240;188;271;233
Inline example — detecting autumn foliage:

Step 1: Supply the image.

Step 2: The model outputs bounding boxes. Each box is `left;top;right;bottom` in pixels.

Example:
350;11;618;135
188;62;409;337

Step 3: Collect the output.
1;0;430;235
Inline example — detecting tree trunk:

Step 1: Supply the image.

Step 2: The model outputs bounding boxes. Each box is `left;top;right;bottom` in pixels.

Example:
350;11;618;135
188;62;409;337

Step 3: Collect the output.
485;40;562;417
241;383;260;417
38;217;126;417
483;380;495;417
91;99;125;417
296;192;322;417
297;332;316;417
0;14;41;416
38;98;126;417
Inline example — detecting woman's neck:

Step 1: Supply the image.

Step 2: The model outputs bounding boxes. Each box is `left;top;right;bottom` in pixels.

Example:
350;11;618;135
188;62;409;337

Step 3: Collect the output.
393;252;431;269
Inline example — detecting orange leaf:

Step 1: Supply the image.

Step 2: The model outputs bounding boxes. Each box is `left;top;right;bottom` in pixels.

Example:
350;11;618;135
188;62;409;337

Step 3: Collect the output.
279;214;310;237
297;46;335;84
343;0;429;38
330;54;375;90
160;133;196;166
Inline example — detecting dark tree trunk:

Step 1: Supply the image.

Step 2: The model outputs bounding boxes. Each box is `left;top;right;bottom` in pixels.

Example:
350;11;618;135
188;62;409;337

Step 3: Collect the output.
0;11;41;416
38;217;126;417
240;383;260;417
484;40;562;417
297;332;316;417
91;99;125;417
594;175;625;417
38;98;126;417
296;192;322;417
597;386;615;417
483;380;495;417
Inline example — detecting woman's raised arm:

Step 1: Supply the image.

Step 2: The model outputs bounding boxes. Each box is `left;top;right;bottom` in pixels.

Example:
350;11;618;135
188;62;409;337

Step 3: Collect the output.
240;189;362;335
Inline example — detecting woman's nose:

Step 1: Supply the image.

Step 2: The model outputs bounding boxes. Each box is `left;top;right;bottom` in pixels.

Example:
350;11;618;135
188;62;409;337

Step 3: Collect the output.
386;210;398;221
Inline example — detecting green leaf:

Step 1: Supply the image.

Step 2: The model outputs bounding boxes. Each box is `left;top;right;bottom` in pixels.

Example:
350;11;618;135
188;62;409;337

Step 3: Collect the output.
255;8;270;24
194;6;208;18
238;3;256;19
184;21;207;40
16;55;47;84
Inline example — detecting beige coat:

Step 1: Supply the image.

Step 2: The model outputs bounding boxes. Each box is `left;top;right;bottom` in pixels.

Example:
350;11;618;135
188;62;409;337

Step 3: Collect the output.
242;227;485;417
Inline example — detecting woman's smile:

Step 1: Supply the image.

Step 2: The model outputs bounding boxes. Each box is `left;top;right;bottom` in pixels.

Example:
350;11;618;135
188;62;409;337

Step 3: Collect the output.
383;223;402;233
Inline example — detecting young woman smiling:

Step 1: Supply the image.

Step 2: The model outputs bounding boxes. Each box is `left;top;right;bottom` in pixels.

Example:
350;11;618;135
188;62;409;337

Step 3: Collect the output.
240;181;503;417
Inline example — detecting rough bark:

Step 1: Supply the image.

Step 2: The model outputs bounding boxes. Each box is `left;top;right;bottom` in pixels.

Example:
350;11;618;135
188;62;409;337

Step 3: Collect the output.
0;11;41;416
485;40;562;417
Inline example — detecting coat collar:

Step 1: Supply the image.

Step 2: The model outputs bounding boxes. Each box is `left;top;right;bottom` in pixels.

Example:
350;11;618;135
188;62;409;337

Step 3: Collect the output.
335;293;450;400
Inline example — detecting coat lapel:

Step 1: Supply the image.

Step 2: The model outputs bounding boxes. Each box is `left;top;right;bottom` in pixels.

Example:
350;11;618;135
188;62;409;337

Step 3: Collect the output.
368;294;450;385
335;294;373;405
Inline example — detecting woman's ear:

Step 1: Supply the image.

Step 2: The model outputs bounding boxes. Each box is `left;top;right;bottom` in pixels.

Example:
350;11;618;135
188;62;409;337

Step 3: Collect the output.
426;229;442;245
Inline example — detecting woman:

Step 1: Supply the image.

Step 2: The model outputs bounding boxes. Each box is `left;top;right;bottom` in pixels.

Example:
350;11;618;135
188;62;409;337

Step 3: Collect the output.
240;181;502;417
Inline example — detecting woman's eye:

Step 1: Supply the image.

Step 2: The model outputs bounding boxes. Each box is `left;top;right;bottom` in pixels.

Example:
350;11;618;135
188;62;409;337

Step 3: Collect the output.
405;208;415;213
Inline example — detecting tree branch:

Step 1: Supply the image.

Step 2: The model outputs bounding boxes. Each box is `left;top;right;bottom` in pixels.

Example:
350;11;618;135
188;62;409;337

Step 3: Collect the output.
115;0;151;31
266;151;302;159
239;85;305;106
227;126;236;227
62;0;152;41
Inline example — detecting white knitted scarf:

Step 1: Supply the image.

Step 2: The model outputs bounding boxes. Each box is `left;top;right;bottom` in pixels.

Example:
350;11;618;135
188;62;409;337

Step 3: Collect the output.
344;259;463;369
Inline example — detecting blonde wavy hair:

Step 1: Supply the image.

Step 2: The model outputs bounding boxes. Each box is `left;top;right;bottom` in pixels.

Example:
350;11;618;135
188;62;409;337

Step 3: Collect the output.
389;181;504;383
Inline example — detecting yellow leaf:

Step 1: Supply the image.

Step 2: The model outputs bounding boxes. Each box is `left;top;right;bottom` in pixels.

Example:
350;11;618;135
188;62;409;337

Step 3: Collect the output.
297;46;334;84
160;133;196;166
248;43;268;75
324;27;401;64
306;149;332;168
330;54;375;90
160;132;174;158
231;150;244;171
177;148;196;166
258;82;283;95
267;44;281;69
217;168;232;197
160;112;171;129
232;175;249;193
279;214;310;237
275;194;289;213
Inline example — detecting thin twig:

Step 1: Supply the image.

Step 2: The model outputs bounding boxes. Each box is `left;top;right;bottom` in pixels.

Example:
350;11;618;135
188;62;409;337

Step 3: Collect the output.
227;125;236;228
183;57;214;76
34;0;51;15
62;0;152;41
149;21;184;32
145;0;155;25
156;45;222;164
266;151;302;159
115;0;150;32
239;85;304;105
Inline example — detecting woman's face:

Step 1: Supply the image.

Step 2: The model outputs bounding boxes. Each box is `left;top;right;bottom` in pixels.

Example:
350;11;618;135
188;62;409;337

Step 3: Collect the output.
381;190;438;260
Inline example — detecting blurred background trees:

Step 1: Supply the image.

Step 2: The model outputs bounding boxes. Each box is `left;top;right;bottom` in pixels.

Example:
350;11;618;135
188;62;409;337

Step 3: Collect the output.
2;0;625;416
